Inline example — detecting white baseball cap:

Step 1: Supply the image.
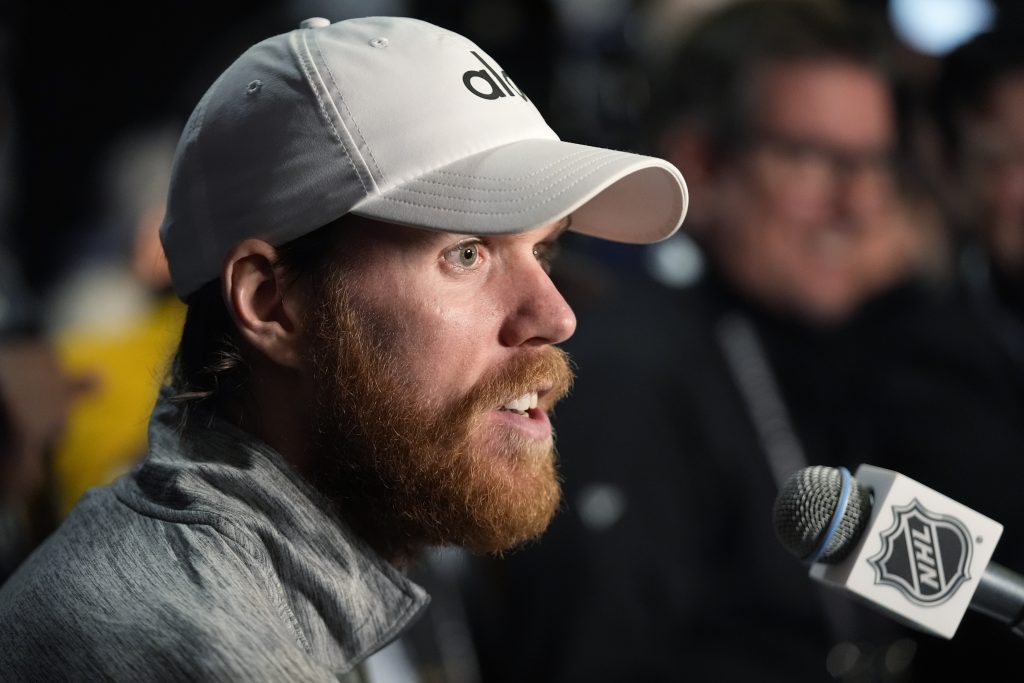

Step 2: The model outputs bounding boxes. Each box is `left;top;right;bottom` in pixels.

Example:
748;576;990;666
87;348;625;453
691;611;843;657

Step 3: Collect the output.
160;16;688;299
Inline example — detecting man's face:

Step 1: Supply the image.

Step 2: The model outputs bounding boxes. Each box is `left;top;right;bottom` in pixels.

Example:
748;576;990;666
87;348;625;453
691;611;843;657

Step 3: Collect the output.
961;72;1024;276
303;218;576;560
711;60;898;323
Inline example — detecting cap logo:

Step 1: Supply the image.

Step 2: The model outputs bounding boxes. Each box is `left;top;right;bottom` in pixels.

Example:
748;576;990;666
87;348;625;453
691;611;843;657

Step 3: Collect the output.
868;499;972;606
462;51;529;102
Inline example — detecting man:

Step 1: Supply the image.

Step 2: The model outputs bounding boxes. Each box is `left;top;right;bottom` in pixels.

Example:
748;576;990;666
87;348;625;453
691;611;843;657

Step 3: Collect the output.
0;16;687;680
654;4;921;328
849;26;1024;677
0;257;87;580
933;27;1024;370
465;3;925;681
0;72;90;583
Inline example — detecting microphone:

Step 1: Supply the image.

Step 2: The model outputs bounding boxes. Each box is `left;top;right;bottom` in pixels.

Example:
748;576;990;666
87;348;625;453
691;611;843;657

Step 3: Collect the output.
773;465;1024;640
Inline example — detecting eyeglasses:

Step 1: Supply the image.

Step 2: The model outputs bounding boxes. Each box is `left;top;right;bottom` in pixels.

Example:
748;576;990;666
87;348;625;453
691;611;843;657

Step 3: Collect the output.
743;130;897;196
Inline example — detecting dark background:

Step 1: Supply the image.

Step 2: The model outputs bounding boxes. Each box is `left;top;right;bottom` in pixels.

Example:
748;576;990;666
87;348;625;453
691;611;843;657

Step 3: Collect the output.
3;0;1023;292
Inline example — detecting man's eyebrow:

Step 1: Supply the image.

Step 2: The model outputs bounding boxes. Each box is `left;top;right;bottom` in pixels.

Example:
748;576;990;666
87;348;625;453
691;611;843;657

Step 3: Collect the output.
549;215;572;239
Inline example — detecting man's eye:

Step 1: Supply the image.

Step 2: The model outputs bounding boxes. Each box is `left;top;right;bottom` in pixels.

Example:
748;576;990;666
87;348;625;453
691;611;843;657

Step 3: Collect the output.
445;241;482;269
533;243;559;273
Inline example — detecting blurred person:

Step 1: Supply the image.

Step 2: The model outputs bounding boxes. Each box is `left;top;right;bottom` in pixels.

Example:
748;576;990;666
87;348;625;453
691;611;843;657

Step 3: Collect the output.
45;123;185;518
0;253;89;580
0;16;687;681
656;3;929;326
933;26;1024;361
464;2;936;681
837;25;1024;676
0;50;90;581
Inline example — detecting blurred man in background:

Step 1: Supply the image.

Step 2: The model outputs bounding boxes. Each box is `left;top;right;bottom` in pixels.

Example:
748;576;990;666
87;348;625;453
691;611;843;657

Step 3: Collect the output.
0;56;90;582
465;2;933;680
0;261;87;580
848;25;1024;676
45;123;185;519
934;27;1024;370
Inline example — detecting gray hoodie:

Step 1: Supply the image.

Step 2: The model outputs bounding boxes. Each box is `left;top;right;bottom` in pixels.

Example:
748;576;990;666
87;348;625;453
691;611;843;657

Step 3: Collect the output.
0;390;429;681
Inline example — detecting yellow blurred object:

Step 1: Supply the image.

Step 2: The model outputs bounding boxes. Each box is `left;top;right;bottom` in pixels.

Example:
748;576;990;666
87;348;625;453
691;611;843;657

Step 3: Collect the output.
52;295;185;517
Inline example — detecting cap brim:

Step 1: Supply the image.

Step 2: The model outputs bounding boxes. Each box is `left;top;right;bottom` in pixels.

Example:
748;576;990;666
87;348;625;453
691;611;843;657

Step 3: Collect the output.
351;138;687;244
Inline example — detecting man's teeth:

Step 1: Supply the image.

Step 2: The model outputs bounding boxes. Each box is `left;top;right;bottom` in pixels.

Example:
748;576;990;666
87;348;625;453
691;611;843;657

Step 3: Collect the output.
501;393;539;413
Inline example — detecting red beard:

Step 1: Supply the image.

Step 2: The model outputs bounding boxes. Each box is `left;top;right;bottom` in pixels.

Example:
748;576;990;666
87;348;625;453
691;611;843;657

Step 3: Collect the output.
306;281;574;562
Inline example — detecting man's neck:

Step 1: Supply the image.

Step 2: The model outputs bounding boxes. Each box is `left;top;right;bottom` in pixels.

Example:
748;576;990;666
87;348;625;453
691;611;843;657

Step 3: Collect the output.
235;369;313;475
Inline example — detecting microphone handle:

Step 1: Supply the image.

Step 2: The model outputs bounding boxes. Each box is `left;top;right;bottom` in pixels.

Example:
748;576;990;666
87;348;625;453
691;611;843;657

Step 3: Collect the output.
972;562;1024;638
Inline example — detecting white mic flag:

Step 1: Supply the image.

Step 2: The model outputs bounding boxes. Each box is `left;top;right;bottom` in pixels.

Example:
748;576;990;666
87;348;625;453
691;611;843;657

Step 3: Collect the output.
807;465;1002;639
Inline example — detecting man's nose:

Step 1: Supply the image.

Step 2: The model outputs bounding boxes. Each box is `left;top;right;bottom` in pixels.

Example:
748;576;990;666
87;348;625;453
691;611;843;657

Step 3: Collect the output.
498;263;577;348
831;154;894;220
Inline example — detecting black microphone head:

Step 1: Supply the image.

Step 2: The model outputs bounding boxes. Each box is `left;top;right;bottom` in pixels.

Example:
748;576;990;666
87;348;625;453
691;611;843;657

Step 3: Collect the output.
773;466;872;564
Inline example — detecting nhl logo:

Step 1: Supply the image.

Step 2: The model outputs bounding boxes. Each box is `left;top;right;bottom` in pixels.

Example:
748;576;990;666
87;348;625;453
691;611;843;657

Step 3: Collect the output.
868;499;973;606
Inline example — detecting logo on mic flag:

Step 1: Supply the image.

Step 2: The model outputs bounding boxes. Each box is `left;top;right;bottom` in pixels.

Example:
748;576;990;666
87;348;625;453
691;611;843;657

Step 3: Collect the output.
869;499;973;606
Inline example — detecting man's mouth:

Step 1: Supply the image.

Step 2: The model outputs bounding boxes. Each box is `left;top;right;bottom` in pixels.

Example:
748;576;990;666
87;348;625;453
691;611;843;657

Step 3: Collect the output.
498;392;539;416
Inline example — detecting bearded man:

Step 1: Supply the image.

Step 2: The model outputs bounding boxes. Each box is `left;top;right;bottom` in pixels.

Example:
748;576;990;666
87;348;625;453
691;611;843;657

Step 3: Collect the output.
0;16;686;682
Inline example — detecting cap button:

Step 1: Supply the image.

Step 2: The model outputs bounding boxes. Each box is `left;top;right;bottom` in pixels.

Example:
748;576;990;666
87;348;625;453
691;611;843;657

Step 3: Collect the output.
300;17;331;29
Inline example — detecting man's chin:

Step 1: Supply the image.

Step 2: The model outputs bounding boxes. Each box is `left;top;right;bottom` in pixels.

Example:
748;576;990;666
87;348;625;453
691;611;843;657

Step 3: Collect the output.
449;439;562;555
475;421;556;464
459;489;562;556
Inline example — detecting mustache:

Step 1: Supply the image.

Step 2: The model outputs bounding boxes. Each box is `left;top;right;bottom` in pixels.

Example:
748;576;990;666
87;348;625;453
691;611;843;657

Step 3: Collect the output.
438;346;575;428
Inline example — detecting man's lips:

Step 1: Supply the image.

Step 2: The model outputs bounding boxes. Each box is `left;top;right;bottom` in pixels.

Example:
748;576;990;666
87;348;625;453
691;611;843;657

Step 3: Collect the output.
491;386;555;440
490;405;553;440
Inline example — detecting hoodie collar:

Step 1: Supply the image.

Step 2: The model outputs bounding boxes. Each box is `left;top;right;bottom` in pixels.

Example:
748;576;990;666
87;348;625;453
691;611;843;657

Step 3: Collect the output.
119;389;429;674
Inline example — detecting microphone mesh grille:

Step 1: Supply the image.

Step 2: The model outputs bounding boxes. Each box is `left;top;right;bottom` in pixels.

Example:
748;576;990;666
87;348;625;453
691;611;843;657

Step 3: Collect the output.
773;466;871;564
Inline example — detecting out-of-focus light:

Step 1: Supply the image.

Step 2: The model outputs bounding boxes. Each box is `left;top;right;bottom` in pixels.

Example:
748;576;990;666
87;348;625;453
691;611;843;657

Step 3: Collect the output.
646;233;704;289
889;0;996;56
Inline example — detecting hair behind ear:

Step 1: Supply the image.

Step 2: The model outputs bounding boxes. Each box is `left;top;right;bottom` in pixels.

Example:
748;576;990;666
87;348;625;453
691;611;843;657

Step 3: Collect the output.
166;213;360;423
167;280;247;421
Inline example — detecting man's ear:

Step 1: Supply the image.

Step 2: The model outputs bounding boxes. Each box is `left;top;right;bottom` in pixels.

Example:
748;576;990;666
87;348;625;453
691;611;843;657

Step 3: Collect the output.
222;240;305;370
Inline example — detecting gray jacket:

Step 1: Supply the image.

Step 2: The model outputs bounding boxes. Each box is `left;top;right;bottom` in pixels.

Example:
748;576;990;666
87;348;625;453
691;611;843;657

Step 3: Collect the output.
0;391;429;681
